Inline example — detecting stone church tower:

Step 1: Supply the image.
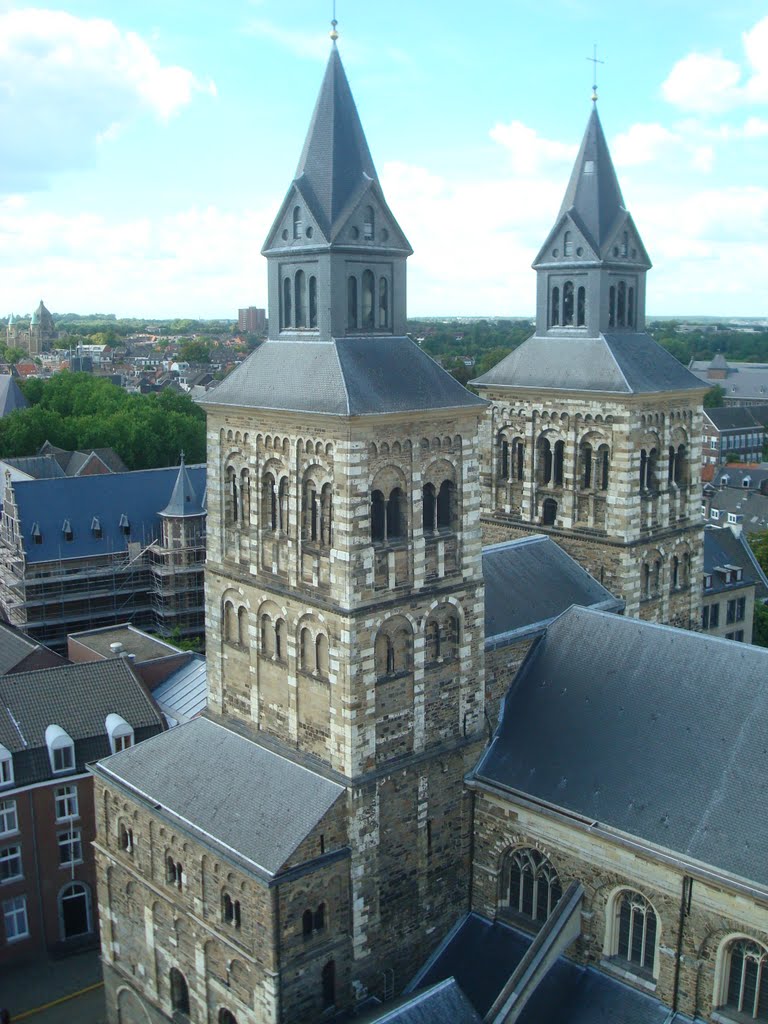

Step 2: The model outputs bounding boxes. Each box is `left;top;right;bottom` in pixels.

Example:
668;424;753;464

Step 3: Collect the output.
91;41;487;1024
474;103;707;624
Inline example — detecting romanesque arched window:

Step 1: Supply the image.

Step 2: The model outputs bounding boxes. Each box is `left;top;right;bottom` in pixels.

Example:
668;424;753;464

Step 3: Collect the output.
375;623;411;678
320;484;333;546
170;968;190;1015
553;440;565;486
239;469;250;524
580;441;593;489
627;286;635;328
537;436;552;485
617;281;626;327
347;276;358;329
238;607;248;646
422;483;436;533
436;480;455;530
647;448;658;491
278;478;289;533
542;498;557;526
295;269;306;327
300;628;313;673
261;615;275;657
551;286;560;327
322;960;336;1008
219;1010;238;1024
499;436;510;480
506;848;562;924
226;466;238;525
283;277;292;329
275;619;287;662
362;270;375;330
379;278;389;328
675;444;687;487
262;472;277;531
309;276;318;328
316;634;329;677
610;890;658;976
577;286;586;326
609;285;616;328
387;487;407;540
371;490;385;543
671;556;680;591
562;281;574;325
721;938;768;1019
513;437;525;481
598;444;610;490
222;892;241;928
639;449;648;490
224;601;237;643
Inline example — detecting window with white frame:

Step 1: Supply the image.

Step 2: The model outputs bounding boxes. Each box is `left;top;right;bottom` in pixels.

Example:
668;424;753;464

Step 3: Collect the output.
721;938;768;1020
54;786;78;822
3;894;28;941
610;890;658;977
57;829;82;867
0;745;13;787
105;714;134;754
0;800;17;837
45;725;75;774
0;845;22;883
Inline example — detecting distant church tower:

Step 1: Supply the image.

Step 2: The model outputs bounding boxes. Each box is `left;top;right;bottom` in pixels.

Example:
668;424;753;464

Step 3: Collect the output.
92;38;487;1024
474;103;707;624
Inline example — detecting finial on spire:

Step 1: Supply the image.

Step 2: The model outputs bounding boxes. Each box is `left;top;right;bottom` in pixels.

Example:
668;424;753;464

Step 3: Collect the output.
330;0;338;41
587;44;604;103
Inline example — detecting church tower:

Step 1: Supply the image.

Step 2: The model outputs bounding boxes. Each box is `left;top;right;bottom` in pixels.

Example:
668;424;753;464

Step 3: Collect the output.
91;37;487;1024
474;102;707;624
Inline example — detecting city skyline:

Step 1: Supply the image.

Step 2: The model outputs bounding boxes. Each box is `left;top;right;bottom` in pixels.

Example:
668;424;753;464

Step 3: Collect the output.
0;0;766;319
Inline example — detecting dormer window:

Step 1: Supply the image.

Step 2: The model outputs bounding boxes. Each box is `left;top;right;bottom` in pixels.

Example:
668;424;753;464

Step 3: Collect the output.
45;725;75;774
91;517;102;539
293;206;302;240
62;519;73;542
0;745;13;787
583;160;595;174
743;477;751;488
703;574;713;590
119;514;130;537
106;714;134;754
31;523;42;545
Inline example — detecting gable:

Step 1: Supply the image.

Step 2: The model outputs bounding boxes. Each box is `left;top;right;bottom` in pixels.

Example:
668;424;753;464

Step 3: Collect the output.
262;181;328;254
533;213;597;268
602;212;652;268
331;179;412;251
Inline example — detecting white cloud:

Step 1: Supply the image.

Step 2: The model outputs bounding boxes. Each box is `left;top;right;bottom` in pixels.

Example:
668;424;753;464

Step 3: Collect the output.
244;19;332;62
489;121;576;176
612;123;678;167
0;8;213;190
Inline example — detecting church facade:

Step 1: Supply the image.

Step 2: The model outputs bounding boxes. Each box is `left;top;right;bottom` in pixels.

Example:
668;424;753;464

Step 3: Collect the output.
87;40;768;1024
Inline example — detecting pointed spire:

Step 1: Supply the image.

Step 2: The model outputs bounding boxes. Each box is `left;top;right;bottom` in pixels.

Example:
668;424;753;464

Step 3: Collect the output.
293;47;379;237
557;107;626;252
160;453;205;518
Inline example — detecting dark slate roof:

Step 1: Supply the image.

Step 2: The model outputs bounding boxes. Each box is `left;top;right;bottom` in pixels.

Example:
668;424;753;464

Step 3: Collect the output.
411;913;695;1024
0;374;28;416
476;605;768;888
704;524;768;600
556;107;627;254
0;659;163;787
11;464;205;563
365;980;481;1024
0;622;39;674
705;404;768;431
292;45;379;239
202;337;484;416
483;535;622;646
689;362;768;402
39;442;128;475
93;716;345;879
472;332;705;395
160;456;205;518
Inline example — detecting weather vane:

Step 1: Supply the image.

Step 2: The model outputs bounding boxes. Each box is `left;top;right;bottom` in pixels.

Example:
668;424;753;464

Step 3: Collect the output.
330;0;339;41
587;44;604;102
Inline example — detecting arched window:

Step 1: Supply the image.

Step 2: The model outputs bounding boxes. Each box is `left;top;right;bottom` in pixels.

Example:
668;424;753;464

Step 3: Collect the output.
225;467;238;525
437;480;454;530
598;445;610;490
379;278;389;328
387;487;407;540
647;448;658;491
537;436;552;485
347;276;358;330
302;908;313;937
507;848;562;923
671;556;680;590
320;483;332;546
542;498;557;526
422;483;436;533
224;602;236;643
371;490;385;542
639;449;648;490
553;440;565;486
675;444;687;487
283;277;292;329
609;285;616;328
261;614;275;657
170;968;190;1015
238;607;248;647
300;628;313;673
362;270;375;330
563;230;572;257
59;882;91;939
222;893;241;928
668;446;675;486
723;939;768;1019
262;473;277;531
293;206;302;240
612;891;658;976
550;286;560;326
617;281;626;327
364;205;374;241
240;469;250;523
295;270;306;327
513;438;525;482
562;281;574;325
277;477;289;533
166;856;183;889
577;286;586;326
580;442;593;489
316;634;329;677
322;960;336;1008
627;286;635;328
309;276;318;328
275;619;287;662
643;563;651;600
315;902;326;931
425;619;440;662
219;1010;238;1024
499;437;510;480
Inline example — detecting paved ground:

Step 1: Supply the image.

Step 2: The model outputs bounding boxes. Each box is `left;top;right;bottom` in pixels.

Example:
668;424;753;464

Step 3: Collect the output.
1;948;106;1023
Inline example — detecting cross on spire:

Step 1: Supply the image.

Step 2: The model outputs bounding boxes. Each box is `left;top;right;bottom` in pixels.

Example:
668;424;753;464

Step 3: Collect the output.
330;0;338;41
587;44;604;102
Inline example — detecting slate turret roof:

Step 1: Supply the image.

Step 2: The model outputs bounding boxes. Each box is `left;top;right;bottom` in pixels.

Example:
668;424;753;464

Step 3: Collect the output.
160;454;205;518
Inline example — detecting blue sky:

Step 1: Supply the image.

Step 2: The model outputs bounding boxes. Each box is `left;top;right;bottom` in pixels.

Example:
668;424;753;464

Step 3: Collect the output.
0;1;767;319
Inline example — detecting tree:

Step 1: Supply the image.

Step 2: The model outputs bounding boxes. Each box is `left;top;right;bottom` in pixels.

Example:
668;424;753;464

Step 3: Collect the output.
178;340;211;364
704;385;725;408
753;602;768;648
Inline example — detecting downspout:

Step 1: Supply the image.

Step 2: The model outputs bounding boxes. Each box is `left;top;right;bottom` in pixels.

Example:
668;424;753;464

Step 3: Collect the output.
271;885;282;1024
672;875;691;1014
467;788;476;913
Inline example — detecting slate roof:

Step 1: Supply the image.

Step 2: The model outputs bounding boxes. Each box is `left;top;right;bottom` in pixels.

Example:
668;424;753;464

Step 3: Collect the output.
476;605;768;889
483;535;622;647
0;659;163;787
11;464;206;563
40;442;128;475
704;524;768;601
410;913;696;1024
705;471;768;535
93;716;345;879
472;333;704;395
201;337;484;416
689;360;768;403
160;456;205;518
0;374;28;416
0;621;39;674
705;404;768;431
364;980;480;1024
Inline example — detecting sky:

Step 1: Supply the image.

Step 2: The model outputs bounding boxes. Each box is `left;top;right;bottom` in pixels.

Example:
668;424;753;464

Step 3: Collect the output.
0;1;767;320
